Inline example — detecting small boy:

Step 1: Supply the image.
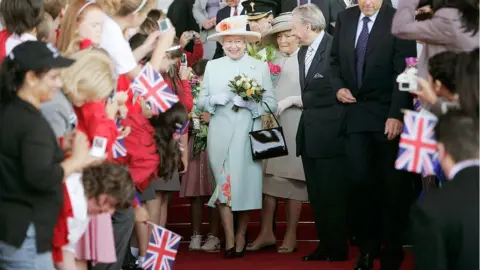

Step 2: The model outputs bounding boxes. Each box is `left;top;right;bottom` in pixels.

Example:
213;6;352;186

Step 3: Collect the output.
0;0;43;57
37;13;57;44
54;162;135;270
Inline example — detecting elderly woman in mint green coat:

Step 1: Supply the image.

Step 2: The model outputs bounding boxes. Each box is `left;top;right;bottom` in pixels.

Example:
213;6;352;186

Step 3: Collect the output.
198;15;277;256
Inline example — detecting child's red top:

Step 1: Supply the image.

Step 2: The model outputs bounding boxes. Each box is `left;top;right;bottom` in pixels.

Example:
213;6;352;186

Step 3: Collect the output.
0;29;11;61
116;113;159;192
74;101;119;160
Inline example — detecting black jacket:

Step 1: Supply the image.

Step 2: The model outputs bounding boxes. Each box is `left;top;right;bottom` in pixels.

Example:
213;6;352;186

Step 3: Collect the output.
330;4;417;134
0;97;64;252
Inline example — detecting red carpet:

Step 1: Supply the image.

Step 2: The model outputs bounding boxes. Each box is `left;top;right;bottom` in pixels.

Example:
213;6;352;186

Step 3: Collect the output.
173;242;414;270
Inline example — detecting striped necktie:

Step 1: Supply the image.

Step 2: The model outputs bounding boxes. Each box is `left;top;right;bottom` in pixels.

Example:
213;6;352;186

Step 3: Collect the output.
233;6;238;16
304;47;314;77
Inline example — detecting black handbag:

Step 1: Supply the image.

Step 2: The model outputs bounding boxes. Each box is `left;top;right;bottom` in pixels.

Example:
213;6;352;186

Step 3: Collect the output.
249;102;288;160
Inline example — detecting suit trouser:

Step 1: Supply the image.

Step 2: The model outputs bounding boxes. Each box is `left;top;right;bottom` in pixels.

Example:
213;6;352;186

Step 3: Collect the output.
345;132;417;254
91;208;135;270
301;154;348;254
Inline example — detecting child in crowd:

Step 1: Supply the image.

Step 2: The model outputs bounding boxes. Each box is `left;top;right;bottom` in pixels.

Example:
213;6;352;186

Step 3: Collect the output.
54;163;135;270
43;0;68;42
181;59;221;252
60;48;121;268
37;13;57;44
0;0;43;57
57;0;106;54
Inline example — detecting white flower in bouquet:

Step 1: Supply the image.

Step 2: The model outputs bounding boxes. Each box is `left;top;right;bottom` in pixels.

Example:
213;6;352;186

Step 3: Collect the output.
236;80;243;87
243;82;251;89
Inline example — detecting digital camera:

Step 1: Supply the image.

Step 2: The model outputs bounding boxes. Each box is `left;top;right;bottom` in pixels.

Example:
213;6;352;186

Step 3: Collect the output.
396;66;418;92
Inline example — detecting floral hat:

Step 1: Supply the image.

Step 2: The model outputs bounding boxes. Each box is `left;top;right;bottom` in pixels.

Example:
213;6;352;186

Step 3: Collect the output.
207;15;261;44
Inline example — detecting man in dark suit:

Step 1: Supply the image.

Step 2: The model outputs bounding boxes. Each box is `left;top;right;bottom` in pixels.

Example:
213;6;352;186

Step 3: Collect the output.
291;4;348;262
167;0;200;38
212;0;246;59
281;0;346;34
410;111;479;270
330;0;417;268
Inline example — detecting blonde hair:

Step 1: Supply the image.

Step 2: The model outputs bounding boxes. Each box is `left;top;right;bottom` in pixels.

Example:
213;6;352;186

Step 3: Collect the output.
57;0;103;53
96;0;155;17
37;13;55;41
61;48;115;102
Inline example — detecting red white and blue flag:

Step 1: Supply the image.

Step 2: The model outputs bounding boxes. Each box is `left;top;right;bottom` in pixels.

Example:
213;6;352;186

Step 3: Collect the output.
395;110;438;175
143;223;181;270
131;63;179;115
112;122;127;159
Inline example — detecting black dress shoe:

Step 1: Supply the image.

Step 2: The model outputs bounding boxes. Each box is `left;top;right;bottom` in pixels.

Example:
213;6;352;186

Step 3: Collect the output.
354;253;374;270
224;247;237;259
303;249;348;262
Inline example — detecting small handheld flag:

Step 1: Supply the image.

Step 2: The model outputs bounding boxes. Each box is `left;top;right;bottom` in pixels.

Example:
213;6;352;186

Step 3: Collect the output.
395;109;438;175
112;121;127;158
131;63;179;115
143;223;181;270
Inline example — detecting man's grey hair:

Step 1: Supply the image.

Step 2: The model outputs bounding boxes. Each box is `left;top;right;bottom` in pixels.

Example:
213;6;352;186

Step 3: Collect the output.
292;4;326;32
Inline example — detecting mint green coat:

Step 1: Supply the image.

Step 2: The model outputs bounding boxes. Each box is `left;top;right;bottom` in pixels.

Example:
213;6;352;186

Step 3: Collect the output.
199;54;277;211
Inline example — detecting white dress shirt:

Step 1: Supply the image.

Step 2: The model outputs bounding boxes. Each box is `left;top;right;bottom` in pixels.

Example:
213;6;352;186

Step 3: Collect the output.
448;159;480;180
229;1;244;16
355;11;379;47
305;30;325;74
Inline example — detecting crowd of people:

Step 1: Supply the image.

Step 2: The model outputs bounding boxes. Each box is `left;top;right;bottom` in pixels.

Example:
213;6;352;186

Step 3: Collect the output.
0;0;478;269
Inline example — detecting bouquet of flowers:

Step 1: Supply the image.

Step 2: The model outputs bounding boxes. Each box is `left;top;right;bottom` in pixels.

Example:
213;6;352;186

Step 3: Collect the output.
188;75;208;159
228;74;265;112
247;44;282;83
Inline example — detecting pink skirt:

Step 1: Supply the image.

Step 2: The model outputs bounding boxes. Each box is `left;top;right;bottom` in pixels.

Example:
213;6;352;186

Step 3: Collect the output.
180;140;214;197
75;213;116;265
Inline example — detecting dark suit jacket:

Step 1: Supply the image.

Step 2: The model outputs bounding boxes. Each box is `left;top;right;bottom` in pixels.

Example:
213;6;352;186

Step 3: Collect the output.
212;6;246;59
296;33;345;159
167;0;200;38
280;0;346;34
409;166;479;270
330;4;417;134
0;97;64;253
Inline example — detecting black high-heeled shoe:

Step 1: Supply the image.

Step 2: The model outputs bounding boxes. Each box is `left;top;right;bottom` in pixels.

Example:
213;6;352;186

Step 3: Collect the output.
235;242;247;258
224;247;236;259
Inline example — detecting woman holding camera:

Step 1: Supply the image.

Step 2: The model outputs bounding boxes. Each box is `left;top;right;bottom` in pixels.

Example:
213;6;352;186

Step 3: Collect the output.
392;0;478;79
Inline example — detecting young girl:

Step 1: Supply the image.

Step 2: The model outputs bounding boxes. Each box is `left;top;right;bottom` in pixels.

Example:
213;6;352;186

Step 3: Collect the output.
180;59;221;252
57;0;106;54
60;48;120;269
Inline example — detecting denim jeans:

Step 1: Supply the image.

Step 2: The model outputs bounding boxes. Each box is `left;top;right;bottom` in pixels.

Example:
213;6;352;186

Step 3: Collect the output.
0;224;55;270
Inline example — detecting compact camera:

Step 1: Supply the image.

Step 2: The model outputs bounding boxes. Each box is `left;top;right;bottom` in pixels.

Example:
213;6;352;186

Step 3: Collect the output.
89;136;107;158
397;66;418;92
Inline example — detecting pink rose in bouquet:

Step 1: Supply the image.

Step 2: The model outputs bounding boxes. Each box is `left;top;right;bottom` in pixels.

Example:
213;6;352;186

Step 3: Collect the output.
267;61;281;75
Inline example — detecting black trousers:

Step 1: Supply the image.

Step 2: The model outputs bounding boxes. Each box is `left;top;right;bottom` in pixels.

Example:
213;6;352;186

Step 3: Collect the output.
301;154;348;254
345;132;417;254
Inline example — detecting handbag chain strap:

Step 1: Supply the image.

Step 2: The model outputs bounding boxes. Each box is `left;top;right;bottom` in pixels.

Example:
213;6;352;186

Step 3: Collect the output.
251;102;282;131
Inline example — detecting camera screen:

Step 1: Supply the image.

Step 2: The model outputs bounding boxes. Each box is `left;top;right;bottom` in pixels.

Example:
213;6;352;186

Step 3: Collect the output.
93;137;106;148
401;83;410;89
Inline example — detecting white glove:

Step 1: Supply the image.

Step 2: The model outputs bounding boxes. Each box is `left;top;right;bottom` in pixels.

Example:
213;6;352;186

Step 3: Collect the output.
209;93;231;106
276;96;302;115
233;95;253;109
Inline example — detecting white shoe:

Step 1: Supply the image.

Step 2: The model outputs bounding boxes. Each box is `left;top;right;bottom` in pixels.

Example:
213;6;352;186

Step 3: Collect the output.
189;233;202;251
201;234;220;252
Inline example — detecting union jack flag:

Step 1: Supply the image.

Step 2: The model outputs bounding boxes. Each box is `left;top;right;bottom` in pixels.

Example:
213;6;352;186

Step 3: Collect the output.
112;122;127;158
395;110;438;175
143;223;181;270
131;63;179;115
